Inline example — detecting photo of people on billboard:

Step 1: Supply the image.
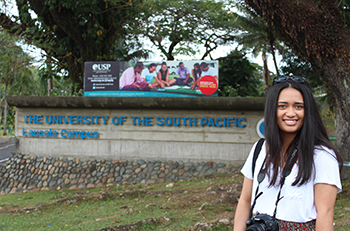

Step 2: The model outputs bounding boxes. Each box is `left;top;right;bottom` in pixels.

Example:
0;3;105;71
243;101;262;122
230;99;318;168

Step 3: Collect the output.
84;60;218;97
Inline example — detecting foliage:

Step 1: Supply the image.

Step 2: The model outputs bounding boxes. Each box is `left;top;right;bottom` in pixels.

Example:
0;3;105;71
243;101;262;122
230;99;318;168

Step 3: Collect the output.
50;79;84;97
244;0;349;62
0;32;84;134
0;32;33;86
0;0;149;90
0;31;34;134
320;107;336;133
36;64;84;96
279;49;323;89
219;50;264;97
128;0;239;60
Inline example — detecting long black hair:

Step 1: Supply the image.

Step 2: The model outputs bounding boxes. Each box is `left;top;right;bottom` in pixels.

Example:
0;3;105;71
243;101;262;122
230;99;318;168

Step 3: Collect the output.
264;79;342;186
193;63;201;80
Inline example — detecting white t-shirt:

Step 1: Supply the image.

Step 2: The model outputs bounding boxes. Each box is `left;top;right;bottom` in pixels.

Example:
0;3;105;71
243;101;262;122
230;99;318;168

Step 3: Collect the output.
141;69;157;83
241;141;342;223
201;67;218;77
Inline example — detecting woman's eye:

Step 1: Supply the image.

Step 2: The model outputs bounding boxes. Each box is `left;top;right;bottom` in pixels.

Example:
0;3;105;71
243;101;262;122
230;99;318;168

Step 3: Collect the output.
296;105;304;109
278;105;286;108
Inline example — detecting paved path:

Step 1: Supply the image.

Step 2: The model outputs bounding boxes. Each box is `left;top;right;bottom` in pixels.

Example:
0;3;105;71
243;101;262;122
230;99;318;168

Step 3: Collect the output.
0;137;15;166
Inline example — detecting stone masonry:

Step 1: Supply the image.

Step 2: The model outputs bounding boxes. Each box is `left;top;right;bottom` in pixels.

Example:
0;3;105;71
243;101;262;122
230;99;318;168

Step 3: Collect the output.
0;153;242;194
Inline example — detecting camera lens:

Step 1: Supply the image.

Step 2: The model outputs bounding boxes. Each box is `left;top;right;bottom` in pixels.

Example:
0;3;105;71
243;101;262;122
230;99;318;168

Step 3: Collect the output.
246;223;267;231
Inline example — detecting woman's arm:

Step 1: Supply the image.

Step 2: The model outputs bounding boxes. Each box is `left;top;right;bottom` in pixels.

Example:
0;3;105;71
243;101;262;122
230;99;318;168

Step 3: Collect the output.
156;71;162;83
191;69;196;88
315;183;337;231
234;176;253;231
156;71;165;88
165;70;169;82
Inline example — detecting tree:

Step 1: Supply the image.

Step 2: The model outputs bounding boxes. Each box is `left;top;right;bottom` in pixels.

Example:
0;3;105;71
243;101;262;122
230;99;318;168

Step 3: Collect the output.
0;32;33;135
0;0;147;90
233;2;284;88
218;49;264;97
128;0;238;60
244;0;350;161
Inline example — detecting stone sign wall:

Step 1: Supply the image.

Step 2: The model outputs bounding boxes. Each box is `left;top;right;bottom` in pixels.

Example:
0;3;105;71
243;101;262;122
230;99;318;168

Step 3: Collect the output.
0;153;241;194
3;96;265;193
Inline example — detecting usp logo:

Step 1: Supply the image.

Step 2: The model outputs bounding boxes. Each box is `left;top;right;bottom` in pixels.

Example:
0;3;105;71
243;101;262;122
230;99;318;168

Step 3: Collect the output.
92;63;111;71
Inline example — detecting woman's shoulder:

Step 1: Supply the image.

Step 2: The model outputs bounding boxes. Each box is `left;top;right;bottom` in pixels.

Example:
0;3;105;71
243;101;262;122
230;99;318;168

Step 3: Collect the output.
313;145;342;192
313;145;337;162
314;145;335;154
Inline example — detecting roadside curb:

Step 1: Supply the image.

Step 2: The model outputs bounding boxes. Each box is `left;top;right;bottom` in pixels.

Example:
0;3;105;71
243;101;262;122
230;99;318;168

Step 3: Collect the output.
0;137;14;145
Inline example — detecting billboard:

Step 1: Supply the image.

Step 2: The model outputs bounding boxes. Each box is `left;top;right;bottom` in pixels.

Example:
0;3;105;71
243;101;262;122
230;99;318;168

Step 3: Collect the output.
84;61;218;97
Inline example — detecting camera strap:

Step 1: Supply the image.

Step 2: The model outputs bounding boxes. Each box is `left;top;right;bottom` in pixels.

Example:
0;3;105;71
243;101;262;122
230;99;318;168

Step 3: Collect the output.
249;138;299;220
252;138;265;176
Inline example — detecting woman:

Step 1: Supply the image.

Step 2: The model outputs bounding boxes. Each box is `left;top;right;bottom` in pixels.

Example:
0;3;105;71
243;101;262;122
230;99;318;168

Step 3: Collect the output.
234;76;342;231
190;63;202;89
119;62;149;90
157;62;176;89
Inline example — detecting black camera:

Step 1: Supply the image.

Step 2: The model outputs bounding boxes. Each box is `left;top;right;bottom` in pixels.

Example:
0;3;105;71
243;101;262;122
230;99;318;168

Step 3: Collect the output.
246;213;279;231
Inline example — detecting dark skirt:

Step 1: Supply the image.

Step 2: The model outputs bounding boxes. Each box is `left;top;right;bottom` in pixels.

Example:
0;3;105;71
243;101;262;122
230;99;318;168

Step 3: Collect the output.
277;219;316;230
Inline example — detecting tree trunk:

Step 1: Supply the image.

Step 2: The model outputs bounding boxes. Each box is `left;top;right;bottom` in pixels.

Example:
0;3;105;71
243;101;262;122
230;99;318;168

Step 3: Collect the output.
336;110;350;161
3;83;8;136
0;84;2;127
262;52;269;89
47;78;51;96
270;48;279;76
314;57;350;162
244;0;350;162
267;28;280;76
167;41;178;61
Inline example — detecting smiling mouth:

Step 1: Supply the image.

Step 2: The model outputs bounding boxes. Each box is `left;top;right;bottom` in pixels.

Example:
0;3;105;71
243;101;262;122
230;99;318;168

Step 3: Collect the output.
283;119;298;125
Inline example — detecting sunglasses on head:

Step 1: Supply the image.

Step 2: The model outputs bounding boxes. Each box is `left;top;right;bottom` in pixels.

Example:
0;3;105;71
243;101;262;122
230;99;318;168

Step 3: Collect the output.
273;76;306;85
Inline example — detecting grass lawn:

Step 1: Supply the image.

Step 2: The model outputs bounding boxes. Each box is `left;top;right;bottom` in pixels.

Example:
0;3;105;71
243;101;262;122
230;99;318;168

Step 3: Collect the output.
0;173;349;230
0;174;238;230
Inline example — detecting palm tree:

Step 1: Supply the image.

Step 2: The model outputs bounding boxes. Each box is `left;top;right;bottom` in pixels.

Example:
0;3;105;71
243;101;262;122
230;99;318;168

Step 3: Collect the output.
233;3;284;88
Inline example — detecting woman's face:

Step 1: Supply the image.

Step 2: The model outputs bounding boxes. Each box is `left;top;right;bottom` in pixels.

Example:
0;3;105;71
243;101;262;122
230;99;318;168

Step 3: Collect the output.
276;88;305;139
161;65;167;71
194;65;199;70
